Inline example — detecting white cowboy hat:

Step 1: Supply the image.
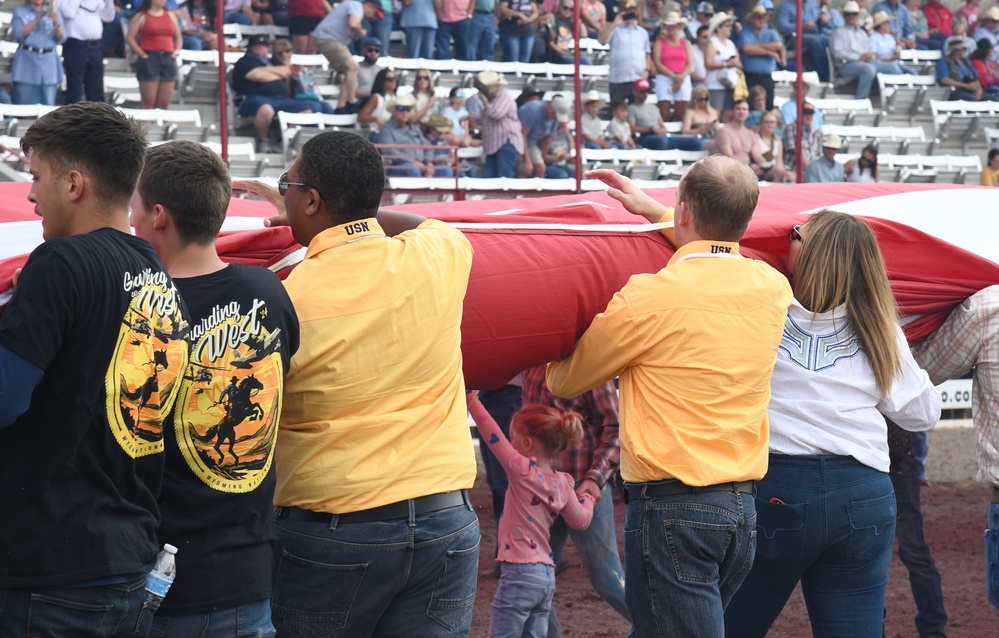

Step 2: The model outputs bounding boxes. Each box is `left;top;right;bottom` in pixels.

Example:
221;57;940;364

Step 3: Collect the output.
871;11;896;28
708;11;735;36
822;133;843;150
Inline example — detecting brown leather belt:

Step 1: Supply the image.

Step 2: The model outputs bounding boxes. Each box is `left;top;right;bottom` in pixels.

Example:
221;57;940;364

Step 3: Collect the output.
275;490;470;524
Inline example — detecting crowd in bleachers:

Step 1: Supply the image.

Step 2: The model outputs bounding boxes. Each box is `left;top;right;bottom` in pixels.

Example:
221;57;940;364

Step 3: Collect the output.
0;0;998;191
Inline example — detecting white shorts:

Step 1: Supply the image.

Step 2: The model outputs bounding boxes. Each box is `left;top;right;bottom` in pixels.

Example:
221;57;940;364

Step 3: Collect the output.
655;74;692;103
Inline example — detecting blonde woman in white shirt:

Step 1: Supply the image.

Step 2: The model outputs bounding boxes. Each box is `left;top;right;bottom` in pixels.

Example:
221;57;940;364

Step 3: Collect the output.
725;211;941;638
703;12;740;118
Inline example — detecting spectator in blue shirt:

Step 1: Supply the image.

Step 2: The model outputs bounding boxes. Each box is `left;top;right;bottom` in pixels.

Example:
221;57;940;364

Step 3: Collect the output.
738;4;785;110
776;0;832;80
872;0;916;48
804;133;845;182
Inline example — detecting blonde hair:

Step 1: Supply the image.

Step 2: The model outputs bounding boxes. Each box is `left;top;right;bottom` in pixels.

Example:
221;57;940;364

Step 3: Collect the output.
271;38;293;57
793;210;901;399
689;84;710;108
511;404;584;457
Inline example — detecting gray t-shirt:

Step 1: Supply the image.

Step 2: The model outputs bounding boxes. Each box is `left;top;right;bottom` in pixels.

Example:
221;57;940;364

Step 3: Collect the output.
314;1;363;42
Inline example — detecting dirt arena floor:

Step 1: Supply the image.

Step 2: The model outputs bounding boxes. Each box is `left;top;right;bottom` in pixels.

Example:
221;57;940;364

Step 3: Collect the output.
468;424;996;637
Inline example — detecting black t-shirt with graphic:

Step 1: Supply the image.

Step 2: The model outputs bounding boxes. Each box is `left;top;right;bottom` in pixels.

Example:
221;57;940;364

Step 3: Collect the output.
157;263;299;614
0;229;188;588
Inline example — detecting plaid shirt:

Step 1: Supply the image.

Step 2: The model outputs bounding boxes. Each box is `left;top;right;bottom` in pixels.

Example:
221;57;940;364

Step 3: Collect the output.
913;286;999;487
522;365;621;488
480;89;524;156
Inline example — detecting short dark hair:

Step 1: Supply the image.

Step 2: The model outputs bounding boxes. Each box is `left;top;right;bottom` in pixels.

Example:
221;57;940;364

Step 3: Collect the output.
989;147;999;162
138;140;232;245
298;132;383;222
610;100;628;112
21;102;148;211
676;155;758;241
732;98;749;108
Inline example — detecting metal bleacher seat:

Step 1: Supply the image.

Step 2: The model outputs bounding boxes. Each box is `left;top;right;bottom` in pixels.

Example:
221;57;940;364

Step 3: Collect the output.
985;126;999;149
930;99;999;154
877;73;948;125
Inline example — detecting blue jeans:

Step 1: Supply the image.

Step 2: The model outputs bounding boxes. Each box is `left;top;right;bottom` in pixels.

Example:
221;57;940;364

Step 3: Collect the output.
485;140;518;178
500;34;534;63
238;95;334;118
225;11;253;24
912;431;929;481
638;134;703;151
799;33;830;81
837;61;878;99
149;599;274;637
987;503;999;614
625;486;756;638
478;385;522;522
548;483;630;637
271;500;480;636
362;15;394;58
544;164;575;179
490;563;555;638
63;38;106;103
548;52;591;65
724;455;895;638
469;12;496;61
436;19;471;60
0;576;153;638
890;455;947;637
12;82;58;106
404;26;436;59
182;33;203;50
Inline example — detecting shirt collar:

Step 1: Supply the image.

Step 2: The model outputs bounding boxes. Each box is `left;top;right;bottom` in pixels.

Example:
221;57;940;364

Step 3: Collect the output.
305;217;384;259
667;239;742;265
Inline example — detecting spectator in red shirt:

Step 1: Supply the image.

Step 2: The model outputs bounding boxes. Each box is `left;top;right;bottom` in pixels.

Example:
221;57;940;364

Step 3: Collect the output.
922;0;953;47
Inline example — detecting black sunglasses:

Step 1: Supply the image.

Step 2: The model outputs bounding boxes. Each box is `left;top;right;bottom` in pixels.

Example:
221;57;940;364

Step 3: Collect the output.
417;75;431;80
278;171;311;196
365;47;381;53
789;224;803;242
396;105;413;111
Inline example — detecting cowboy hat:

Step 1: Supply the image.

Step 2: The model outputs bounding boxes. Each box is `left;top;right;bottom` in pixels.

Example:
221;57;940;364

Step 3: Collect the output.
821;133;843;150
842;1;861;14
708;11;735;35
871;11;896;27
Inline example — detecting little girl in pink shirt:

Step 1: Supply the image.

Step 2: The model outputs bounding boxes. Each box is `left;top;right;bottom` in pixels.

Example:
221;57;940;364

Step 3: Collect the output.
467;392;596;638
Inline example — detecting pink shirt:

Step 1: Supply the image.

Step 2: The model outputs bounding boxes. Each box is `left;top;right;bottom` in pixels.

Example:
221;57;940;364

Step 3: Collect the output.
469;399;595;565
659;37;688;74
439;0;472;24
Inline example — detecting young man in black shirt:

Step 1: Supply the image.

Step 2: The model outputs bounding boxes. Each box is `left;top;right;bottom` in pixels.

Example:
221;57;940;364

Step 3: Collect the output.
130;140;300;636
0;102;189;636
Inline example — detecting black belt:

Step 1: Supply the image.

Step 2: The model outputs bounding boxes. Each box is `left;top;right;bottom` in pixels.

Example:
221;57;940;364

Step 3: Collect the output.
625;479;755;502
275;490;470;524
23;45;55;54
68;37;102;45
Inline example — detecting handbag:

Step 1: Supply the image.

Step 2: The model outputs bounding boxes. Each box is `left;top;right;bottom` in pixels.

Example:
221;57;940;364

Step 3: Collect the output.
292;68;320;101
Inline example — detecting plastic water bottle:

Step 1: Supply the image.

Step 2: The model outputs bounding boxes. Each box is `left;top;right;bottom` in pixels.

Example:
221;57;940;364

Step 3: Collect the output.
144;544;178;610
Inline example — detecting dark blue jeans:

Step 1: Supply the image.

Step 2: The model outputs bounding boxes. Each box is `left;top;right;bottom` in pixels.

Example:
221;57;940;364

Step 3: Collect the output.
271;501;480;636
890;454;947;637
725;455;896;638
436;19;471;60
637;134;704;151
987;503;999;614
500;34;534;63
469;12;497;61
485;140;519;178
63;38;106;104
0;576;152;638
625;486;756;637
149;598;274;637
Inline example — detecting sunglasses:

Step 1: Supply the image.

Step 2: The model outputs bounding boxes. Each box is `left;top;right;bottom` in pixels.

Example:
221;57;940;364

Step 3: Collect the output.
365;47;381;53
385;76;396;81
802;109;815;115
396;105;413;111
417;75;430;80
696;96;708;101
789;224;803;242
277;171;311;196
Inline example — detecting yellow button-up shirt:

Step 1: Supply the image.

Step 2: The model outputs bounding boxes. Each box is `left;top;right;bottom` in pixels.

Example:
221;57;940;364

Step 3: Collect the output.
276;218;477;513
547;217;792;486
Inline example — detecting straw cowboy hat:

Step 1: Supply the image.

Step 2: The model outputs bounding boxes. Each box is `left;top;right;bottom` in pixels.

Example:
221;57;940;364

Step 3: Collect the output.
871;11;896;28
983;6;999;21
744;4;767;20
583;89;603;104
842;1;860;14
662;11;686;26
708;11;735;36
822;133;843;150
476;70;508;87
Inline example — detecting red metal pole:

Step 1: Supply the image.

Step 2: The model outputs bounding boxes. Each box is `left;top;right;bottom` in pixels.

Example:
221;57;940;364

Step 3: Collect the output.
217;2;229;165
573;2;582;193
795;0;804;183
